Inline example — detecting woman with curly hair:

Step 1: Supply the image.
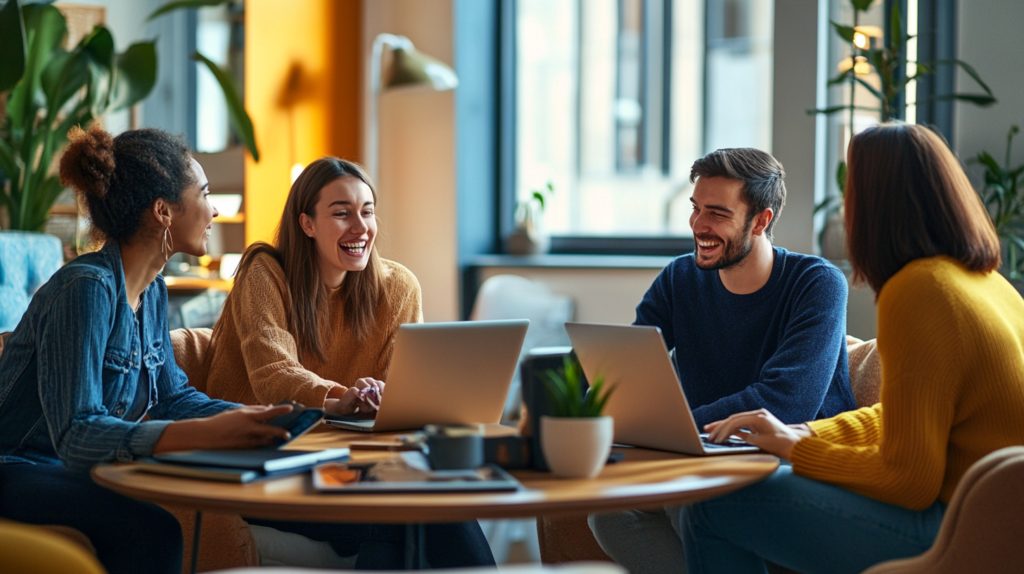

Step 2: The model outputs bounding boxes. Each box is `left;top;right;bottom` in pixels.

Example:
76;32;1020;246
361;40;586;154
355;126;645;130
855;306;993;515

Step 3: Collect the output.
0;125;293;574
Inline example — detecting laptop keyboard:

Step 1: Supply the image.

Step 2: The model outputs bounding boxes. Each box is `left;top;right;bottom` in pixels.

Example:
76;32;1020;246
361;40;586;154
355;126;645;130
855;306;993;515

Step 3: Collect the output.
699;433;751;449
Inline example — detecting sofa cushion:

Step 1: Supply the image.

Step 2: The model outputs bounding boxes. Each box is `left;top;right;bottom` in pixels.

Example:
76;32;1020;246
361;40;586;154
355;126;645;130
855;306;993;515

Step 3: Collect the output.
170;327;214;393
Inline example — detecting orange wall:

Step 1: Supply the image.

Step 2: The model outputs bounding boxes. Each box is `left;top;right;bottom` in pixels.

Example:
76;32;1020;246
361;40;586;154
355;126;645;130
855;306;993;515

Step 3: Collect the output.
244;0;362;245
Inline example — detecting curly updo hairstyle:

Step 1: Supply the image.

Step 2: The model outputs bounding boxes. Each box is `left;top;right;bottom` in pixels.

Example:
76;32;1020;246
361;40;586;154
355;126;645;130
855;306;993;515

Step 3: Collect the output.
59;125;195;242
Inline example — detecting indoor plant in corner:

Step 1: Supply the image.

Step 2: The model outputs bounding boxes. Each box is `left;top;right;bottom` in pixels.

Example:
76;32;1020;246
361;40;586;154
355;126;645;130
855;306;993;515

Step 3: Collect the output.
0;0;259;233
972;125;1024;291
540;356;616;479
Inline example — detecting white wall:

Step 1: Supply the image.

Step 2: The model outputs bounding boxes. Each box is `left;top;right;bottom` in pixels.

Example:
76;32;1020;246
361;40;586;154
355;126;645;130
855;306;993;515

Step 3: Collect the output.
364;0;459;322
954;0;1024;172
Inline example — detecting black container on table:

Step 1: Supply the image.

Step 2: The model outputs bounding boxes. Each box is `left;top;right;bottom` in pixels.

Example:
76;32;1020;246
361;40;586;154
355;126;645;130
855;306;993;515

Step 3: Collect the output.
519;346;589;471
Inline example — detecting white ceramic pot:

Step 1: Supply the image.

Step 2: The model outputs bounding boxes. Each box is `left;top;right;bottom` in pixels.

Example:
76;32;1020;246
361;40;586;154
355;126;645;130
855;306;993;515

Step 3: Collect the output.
540;416;614;479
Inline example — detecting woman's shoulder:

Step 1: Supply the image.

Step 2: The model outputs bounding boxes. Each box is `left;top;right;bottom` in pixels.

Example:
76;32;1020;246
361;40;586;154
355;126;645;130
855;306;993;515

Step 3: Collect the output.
236;248;288;287
379;258;421;295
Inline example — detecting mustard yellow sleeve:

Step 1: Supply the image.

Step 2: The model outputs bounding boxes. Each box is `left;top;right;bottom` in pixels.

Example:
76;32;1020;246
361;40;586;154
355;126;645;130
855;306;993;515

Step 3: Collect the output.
791;264;960;510
806;403;882;447
231;254;343;407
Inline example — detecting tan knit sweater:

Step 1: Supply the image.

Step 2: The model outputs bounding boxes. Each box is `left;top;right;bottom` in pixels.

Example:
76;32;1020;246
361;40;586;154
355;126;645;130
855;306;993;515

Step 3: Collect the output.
203;252;423;408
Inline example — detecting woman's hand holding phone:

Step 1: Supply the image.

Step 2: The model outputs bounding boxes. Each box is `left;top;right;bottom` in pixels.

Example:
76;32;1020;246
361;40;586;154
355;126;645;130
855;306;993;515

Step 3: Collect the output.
325;378;386;415
154;404;294;453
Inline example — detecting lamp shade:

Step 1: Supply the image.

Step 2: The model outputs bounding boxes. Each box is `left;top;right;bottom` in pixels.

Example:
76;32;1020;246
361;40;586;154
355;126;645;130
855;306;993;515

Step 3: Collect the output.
385;47;459;91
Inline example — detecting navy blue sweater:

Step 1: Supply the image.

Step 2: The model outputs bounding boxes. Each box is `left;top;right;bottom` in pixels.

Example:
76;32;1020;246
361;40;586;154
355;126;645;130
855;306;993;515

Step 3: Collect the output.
635;247;857;428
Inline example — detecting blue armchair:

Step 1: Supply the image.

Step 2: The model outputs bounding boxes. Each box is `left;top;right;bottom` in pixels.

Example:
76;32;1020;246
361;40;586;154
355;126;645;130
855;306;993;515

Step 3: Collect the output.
0;232;63;332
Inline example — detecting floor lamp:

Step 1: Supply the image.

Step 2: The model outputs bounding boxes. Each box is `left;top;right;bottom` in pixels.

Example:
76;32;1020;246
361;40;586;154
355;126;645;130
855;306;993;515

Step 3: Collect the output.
368;33;459;186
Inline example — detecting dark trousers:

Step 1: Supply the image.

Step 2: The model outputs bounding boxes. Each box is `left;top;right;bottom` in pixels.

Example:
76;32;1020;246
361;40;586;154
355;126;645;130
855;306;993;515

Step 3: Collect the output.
245;517;497;570
0;463;183;574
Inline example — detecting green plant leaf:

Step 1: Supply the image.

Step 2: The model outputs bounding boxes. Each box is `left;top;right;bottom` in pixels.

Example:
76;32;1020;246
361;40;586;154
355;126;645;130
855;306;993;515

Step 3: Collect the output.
26;174;64;231
930;59;996;103
532;190;545;210
827;68;854;87
917;93;997;107
147;0;233;21
807;105;881;116
40;49;88;113
7;3;66;133
192;51;259;161
836;161;848;196
0;0;26;93
108;40;157;111
972;151;1003;179
830;21;856;43
852;76;884;103
851;0;875;12
80;25;116;113
889;2;902;52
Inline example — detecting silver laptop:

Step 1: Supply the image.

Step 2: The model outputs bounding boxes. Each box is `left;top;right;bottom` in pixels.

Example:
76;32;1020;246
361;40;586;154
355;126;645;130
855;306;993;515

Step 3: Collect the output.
565;322;758;455
324;319;529;432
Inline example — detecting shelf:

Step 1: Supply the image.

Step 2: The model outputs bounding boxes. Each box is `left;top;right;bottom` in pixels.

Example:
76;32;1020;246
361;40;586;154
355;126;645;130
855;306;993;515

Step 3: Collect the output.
214;213;245;224
164;276;233;292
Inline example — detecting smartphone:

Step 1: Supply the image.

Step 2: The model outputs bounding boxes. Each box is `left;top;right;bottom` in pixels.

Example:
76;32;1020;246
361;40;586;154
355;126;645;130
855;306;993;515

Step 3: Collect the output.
264;401;325;448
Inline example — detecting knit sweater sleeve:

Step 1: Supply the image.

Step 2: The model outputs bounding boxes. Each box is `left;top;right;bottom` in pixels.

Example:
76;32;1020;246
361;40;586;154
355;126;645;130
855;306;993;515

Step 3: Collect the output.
791;263;961;510
231;253;342;407
807;404;882;447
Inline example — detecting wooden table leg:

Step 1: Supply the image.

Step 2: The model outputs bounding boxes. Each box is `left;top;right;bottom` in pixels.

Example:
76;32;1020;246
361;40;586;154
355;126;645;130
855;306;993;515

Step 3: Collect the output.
190;511;203;574
404;523;426;569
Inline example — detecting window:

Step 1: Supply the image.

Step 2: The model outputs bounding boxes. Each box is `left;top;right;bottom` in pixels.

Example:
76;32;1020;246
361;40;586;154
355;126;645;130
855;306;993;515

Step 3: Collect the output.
515;0;774;239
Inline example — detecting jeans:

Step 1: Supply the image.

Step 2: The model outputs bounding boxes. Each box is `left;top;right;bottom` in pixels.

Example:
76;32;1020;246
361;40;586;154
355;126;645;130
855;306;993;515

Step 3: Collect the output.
246;517;496;570
0;463;183;574
589;508;687;574
679;465;946;574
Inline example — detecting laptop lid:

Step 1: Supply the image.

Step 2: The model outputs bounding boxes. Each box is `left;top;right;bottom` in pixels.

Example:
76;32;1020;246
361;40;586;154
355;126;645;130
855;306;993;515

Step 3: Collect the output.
565;322;756;455
331;319;529;433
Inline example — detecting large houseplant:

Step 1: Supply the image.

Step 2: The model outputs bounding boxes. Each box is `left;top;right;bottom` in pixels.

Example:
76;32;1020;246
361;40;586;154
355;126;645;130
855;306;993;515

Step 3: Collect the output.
811;0;996;257
540;356;616;479
0;0;257;232
972;126;1024;280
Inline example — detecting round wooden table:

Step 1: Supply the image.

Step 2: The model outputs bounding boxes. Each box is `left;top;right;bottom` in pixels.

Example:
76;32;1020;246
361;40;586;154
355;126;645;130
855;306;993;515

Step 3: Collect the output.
92;429;779;570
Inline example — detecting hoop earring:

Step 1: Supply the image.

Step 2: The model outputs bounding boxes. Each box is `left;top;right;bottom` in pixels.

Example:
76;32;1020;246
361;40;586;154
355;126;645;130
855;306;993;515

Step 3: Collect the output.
162;226;174;262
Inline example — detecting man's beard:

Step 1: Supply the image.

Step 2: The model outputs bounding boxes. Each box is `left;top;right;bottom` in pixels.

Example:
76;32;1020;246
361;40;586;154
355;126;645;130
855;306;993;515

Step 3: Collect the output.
694;218;755;271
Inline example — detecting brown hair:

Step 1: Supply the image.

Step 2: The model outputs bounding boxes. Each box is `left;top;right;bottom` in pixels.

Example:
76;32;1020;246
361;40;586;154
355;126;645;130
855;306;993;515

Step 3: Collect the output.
845;122;1000;294
236;158;386;362
690;148;786;241
60;125;194;242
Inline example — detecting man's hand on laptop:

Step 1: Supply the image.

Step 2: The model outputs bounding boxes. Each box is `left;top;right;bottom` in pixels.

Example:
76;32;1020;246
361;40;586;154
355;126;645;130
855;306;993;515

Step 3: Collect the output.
325;378;385;415
704;409;815;461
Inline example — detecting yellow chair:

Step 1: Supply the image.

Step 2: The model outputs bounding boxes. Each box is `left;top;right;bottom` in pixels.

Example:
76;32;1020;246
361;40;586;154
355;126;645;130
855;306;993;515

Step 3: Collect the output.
0;520;106;574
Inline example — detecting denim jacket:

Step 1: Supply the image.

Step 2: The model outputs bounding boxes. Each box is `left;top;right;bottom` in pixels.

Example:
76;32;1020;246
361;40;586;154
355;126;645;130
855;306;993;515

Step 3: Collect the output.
0;242;237;472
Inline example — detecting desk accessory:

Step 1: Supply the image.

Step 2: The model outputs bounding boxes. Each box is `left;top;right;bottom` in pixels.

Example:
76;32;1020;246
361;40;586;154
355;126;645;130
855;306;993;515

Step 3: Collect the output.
424;424;484;470
312;452;519;494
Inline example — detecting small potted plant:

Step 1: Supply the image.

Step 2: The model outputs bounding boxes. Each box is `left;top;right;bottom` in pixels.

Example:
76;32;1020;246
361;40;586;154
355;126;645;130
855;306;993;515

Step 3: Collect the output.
506;182;553;255
540;356;616;479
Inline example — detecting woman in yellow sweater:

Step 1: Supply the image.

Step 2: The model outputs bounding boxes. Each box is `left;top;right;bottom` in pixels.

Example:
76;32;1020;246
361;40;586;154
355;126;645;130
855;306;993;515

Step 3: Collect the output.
682;123;1024;574
203;157;494;569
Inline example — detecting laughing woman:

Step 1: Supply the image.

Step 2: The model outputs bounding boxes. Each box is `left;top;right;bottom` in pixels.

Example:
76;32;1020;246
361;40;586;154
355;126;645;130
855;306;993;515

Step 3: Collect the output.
202;157;495;569
680;123;1024;574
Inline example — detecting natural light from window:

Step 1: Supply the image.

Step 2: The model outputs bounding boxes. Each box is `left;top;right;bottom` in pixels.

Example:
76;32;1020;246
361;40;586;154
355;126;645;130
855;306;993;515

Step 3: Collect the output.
517;0;774;237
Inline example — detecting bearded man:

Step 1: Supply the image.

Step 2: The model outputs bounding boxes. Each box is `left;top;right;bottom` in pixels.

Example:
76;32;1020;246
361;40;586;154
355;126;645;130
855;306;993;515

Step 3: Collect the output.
588;148;858;574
